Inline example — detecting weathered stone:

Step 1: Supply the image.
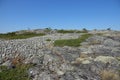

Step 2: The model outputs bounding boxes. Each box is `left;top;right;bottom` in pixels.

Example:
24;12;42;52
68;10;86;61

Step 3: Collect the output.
0;31;120;80
103;39;120;47
2;60;12;66
94;56;118;64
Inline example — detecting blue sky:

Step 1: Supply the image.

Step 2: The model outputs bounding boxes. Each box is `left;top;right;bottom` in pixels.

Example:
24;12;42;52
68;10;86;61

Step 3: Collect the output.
0;0;120;33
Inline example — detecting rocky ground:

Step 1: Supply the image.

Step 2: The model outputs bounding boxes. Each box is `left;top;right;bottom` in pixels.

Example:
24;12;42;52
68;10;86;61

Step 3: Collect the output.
0;30;120;80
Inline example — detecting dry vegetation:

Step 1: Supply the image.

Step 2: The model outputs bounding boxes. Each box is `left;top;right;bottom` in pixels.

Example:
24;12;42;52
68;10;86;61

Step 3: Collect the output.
100;70;120;80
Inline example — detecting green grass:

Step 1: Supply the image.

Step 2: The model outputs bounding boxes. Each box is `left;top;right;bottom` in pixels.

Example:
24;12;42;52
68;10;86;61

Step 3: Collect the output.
46;39;51;41
57;29;88;33
76;30;88;33
54;34;92;47
0;64;33;80
96;33;103;36
0;32;45;39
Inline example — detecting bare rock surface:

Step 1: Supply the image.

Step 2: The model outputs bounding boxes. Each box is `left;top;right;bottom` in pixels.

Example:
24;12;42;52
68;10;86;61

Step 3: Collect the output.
0;31;120;80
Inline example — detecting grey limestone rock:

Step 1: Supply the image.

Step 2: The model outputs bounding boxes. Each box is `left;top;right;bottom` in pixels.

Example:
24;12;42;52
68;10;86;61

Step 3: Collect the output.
103;39;120;47
0;31;120;80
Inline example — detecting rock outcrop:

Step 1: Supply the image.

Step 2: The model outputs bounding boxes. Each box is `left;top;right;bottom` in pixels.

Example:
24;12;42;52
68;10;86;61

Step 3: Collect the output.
0;31;120;80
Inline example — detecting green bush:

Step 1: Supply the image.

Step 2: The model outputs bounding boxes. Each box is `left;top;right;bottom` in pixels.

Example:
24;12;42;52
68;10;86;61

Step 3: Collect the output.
54;34;92;47
0;64;33;80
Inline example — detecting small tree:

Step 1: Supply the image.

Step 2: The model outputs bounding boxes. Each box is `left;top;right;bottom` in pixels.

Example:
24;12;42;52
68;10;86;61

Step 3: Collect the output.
82;28;88;33
45;27;52;31
107;28;111;31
